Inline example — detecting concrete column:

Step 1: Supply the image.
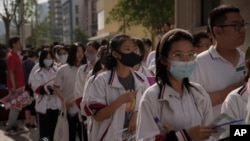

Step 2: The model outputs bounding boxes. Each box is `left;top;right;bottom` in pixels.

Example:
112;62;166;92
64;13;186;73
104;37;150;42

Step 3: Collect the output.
175;0;194;30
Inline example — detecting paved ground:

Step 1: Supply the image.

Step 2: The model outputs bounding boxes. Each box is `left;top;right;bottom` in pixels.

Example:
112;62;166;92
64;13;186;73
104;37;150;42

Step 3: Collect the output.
0;120;39;141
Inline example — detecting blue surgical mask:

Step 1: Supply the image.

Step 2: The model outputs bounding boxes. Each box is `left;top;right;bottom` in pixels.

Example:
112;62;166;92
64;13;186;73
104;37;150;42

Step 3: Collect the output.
59;55;68;63
169;60;196;79
43;59;53;67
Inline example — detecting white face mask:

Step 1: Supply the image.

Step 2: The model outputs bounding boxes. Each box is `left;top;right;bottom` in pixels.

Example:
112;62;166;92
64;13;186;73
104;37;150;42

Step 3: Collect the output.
43;59;53;67
59;55;68;63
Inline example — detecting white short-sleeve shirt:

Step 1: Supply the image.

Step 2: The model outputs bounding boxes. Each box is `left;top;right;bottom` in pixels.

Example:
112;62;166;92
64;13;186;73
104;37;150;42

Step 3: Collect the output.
74;64;93;99
190;46;245;118
54;64;79;114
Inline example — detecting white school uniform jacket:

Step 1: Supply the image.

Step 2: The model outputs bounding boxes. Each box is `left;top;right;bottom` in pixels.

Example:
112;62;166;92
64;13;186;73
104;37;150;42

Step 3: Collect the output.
81;69;105;116
31;67;60;113
137;82;213;141
74;63;93;100
221;84;249;120
220;83;249;138
137;65;155;77
84;69;149;141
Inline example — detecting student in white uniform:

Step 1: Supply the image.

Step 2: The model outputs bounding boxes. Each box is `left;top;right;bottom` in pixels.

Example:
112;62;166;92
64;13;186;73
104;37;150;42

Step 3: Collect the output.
147;50;156;70
137;29;213;141
53;44;87;141
28;46;51;85
31;50;59;140
74;41;100;106
81;46;108;141
132;38;155;85
220;47;250;139
221;46;250;120
84;34;149;141
190;5;246;118
56;45;69;67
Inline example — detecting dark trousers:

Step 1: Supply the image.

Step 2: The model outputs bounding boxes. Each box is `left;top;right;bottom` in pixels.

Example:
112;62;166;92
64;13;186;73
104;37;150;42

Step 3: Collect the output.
38;109;59;141
67;113;88;141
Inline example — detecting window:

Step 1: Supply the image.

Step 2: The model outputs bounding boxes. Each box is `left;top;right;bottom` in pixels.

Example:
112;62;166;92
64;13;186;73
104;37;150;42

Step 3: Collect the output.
75;5;79;14
97;10;104;30
75;17;79;25
201;0;220;25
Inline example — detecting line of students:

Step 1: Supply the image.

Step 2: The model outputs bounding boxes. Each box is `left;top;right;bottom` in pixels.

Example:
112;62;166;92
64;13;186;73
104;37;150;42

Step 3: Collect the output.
2;4;249;141
80;4;250;141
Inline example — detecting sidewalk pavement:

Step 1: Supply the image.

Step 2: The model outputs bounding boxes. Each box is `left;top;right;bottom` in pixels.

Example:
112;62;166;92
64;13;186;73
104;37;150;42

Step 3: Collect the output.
0;120;39;141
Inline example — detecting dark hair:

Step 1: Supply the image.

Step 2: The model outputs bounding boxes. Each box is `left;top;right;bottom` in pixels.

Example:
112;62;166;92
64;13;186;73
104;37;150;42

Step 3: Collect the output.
56;46;69;55
155;29;193;92
133;38;145;62
101;39;109;46
67;43;86;66
39;50;54;68
9;36;20;49
41;44;51;51
92;46;108;76
208;5;240;37
87;41;101;51
164;22;171;27
27;50;38;58
53;41;60;46
193;31;210;47
141;38;152;47
106;34;131;70
0;45;8;60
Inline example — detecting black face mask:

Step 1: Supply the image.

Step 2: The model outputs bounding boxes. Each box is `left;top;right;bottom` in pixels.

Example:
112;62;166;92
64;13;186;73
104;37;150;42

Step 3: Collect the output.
117;51;142;67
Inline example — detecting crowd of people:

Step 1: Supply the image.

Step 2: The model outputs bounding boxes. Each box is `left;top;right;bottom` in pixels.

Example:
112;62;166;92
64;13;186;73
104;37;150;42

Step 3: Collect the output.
0;4;250;141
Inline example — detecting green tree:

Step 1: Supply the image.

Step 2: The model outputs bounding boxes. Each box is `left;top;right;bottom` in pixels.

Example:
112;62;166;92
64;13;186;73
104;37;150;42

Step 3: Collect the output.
13;0;37;36
72;28;89;44
26;14;55;46
0;0;18;45
107;0;174;44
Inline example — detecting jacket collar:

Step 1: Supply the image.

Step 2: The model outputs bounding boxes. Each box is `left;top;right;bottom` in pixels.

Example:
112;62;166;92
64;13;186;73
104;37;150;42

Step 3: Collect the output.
158;83;205;103
108;69;145;89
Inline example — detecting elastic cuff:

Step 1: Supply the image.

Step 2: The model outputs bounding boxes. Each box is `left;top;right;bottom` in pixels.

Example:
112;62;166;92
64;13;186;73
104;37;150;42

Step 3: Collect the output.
175;130;191;141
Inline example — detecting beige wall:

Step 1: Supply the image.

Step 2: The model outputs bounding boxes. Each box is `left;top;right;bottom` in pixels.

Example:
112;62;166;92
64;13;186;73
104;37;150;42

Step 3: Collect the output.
96;0;156;47
175;0;250;51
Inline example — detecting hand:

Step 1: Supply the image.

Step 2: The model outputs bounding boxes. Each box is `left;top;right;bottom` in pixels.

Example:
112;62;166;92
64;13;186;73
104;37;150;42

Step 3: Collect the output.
118;90;138;104
187;125;213;141
163;123;175;132
10;87;16;95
